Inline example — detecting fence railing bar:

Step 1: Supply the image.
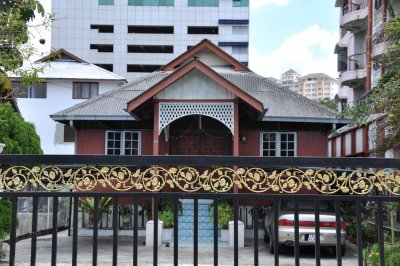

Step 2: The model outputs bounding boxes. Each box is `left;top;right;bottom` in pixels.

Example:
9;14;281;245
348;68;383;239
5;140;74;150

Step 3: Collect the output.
377;201;385;266
314;200;321;266
9;197;17;266
335;200;342;266
356;201;363;266
234;198;239;266
133;198;138;266
193;198;198;266
72;196;78;266
92;196;99;266
253;201;259;266
68;195;72;237
1;155;399;168
213;199;218;266
173;198;179;266
153;197;159;266
294;201;300;266
51;197;59;266
273;200;279;266
112;196;119;266
30;196;38;266
1;192;399;202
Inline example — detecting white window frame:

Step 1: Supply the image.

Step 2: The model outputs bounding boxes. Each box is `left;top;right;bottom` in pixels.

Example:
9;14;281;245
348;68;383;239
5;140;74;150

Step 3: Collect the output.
260;132;297;157
105;130;141;155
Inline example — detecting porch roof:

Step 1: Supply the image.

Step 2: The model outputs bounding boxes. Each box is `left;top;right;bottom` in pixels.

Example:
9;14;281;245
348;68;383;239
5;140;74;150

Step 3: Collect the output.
51;69;344;124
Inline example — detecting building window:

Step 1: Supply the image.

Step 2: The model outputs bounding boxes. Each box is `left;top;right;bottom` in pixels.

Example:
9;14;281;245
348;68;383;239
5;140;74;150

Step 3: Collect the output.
232;46;248;55
188;26;218;34
127;64;163;72
106;131;141;155
91;25;114;33
128;25;174;34
90;44;113;53
128;0;174;6
188;0;218;7
261;132;296;157
64;125;75;142
12;81;47;98
233;0;248;7
73;82;99;99
99;0;114;5
95;64;113;72
127;45;174;53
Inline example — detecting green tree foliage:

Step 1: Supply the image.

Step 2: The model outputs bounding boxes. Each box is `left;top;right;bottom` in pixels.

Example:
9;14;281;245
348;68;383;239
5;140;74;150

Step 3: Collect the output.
342;16;400;151
0;102;42;154
0;198;12;240
319;98;338;112
0;0;48;95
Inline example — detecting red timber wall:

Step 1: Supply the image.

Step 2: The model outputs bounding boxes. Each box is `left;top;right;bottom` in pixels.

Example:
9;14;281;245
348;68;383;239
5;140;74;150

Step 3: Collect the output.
76;129;328;157
76;130;105;154
239;130;260;156
297;131;327;156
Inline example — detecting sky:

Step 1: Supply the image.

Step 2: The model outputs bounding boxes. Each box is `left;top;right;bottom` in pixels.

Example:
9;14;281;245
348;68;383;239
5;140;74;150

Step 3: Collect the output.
32;0;340;79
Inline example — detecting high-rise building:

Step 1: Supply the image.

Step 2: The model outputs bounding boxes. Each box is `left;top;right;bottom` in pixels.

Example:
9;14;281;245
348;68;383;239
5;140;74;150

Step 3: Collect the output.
51;0;250;81
331;0;400;158
278;70;338;102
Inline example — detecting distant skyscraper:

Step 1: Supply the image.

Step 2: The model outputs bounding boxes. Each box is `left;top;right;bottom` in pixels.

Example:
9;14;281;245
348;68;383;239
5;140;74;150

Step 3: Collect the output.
51;0;250;81
278;70;338;102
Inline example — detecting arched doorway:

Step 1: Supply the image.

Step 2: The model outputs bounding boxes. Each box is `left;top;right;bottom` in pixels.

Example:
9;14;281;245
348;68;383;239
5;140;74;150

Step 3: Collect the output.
167;115;232;155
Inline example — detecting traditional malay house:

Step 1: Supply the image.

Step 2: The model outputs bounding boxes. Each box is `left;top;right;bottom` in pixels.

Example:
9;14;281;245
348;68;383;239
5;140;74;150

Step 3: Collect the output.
51;39;345;158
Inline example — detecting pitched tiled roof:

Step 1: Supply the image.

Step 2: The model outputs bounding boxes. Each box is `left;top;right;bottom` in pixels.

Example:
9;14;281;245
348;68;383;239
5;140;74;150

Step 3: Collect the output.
51;72;170;120
52;69;341;123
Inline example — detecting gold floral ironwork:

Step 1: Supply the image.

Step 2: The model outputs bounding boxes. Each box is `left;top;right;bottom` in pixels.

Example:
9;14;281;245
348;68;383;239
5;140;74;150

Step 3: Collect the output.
0;166;399;195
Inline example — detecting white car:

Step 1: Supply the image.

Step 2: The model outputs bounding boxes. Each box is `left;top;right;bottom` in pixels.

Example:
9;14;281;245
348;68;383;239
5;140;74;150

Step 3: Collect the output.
264;200;347;255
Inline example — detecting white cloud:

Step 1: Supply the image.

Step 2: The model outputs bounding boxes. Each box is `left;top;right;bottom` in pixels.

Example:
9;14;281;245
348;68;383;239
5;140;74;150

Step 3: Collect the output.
249;24;339;79
250;0;289;9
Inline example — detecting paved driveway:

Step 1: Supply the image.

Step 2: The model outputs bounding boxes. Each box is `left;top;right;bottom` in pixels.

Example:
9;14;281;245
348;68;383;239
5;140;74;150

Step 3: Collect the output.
2;230;358;265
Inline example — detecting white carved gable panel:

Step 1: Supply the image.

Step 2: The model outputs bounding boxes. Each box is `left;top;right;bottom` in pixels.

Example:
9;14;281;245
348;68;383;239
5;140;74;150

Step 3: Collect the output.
159;102;234;135
155;69;235;100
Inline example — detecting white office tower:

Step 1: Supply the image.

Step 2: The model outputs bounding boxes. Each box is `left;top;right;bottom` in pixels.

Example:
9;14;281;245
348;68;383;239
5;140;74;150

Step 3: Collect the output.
51;0;250;81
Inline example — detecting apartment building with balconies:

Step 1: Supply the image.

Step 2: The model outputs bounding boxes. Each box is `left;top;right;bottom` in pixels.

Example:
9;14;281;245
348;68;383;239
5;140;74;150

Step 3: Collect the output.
331;0;399;158
278;70;338;102
51;0;250;82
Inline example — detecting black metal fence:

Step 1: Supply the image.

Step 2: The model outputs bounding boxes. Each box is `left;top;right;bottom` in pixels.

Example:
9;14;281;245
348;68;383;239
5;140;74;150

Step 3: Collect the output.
0;155;399;266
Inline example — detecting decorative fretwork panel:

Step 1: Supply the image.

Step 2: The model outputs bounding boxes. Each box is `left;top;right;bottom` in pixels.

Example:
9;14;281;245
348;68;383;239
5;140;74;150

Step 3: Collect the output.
1;166;399;195
159;102;234;135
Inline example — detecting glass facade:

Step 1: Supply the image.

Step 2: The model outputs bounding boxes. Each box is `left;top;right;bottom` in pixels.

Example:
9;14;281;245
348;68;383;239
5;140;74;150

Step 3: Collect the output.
128;0;174;6
188;0;219;7
99;0;114;5
233;0;248;7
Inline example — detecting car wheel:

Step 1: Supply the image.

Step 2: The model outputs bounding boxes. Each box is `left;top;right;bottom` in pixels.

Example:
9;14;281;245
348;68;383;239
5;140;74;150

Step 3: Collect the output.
341;245;346;256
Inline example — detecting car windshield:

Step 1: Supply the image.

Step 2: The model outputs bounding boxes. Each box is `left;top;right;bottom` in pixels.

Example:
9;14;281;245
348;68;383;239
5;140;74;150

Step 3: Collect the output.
281;200;334;212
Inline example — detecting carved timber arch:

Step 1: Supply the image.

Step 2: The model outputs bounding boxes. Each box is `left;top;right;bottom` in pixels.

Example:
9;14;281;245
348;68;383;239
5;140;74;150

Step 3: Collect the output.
158;102;234;135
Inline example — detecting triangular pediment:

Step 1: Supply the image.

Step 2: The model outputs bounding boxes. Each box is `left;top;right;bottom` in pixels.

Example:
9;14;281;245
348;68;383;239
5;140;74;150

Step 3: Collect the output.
162;39;249;72
127;58;263;113
155;69;235;100
35;49;87;63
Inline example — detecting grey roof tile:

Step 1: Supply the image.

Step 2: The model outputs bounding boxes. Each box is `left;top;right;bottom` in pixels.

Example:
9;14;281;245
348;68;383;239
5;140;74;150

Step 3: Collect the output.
52;70;338;122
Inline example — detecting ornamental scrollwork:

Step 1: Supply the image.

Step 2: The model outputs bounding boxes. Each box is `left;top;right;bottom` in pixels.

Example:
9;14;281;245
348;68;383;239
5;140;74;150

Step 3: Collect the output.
0;166;399;195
